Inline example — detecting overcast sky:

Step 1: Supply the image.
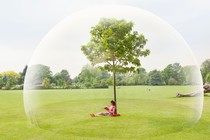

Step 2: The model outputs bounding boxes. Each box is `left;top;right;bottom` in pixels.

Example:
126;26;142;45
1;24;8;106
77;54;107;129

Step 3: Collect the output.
0;0;209;74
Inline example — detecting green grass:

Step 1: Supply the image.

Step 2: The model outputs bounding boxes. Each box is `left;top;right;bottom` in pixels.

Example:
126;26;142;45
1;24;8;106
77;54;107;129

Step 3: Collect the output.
0;86;210;140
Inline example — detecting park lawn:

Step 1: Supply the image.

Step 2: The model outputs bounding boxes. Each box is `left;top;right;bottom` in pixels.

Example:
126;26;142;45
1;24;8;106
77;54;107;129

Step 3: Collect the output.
0;86;210;140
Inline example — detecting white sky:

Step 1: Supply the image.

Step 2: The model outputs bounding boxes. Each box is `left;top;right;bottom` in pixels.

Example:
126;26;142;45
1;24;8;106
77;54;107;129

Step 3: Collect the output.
0;0;210;76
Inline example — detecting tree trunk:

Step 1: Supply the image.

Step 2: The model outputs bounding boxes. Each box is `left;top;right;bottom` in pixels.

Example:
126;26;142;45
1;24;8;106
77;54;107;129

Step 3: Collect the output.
176;91;202;97
204;83;210;94
176;83;210;97
113;70;117;114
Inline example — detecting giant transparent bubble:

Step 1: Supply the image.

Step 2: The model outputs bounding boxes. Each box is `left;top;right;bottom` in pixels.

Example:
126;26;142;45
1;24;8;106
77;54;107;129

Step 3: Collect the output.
24;5;203;139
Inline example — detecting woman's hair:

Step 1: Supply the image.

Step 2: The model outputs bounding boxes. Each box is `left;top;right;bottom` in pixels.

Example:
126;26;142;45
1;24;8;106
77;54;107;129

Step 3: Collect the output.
110;100;116;106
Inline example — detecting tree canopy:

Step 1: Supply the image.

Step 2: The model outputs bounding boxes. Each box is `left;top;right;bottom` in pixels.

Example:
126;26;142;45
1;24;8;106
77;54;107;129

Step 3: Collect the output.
81;18;150;73
53;69;71;88
147;70;165;85
0;71;20;89
201;59;210;83
27;64;53;85
76;65;110;89
0;61;207;90
162;63;185;85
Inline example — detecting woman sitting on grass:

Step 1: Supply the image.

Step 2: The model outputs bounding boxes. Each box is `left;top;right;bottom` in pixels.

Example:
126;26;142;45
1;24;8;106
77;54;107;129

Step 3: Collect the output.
90;100;116;117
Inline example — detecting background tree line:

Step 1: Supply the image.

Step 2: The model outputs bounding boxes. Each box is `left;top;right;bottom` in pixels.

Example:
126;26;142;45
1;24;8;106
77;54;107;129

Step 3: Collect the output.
1;59;210;90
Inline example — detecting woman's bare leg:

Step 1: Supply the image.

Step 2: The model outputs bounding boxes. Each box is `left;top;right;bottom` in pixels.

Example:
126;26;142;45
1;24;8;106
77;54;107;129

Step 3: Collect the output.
95;112;106;117
90;112;106;117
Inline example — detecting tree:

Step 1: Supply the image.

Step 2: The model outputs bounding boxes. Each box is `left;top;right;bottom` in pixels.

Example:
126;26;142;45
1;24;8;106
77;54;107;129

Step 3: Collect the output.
116;73;127;86
0;71;20;89
0;74;4;88
18;65;28;85
147;70;165;85
53;69;71;88
162;63;185;85
123;73;134;86
205;72;210;83
132;68;147;85
201;59;210;83
2;75;8;85
81;18;150;113
26;64;53;85
77;65;110;88
114;68;147;86
182;65;199;85
168;77;178;85
42;77;50;88
77;65;99;88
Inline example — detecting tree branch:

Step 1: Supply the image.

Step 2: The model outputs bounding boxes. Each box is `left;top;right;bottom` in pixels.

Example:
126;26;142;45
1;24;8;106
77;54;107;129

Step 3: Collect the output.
106;61;112;66
115;60;121;66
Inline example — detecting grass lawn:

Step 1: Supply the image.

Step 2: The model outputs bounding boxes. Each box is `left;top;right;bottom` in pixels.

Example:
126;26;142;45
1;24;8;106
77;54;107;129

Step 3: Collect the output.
0;86;210;140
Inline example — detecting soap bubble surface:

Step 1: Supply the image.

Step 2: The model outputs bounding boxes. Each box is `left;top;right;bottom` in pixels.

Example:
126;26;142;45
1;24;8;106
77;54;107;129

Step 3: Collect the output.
24;5;203;138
